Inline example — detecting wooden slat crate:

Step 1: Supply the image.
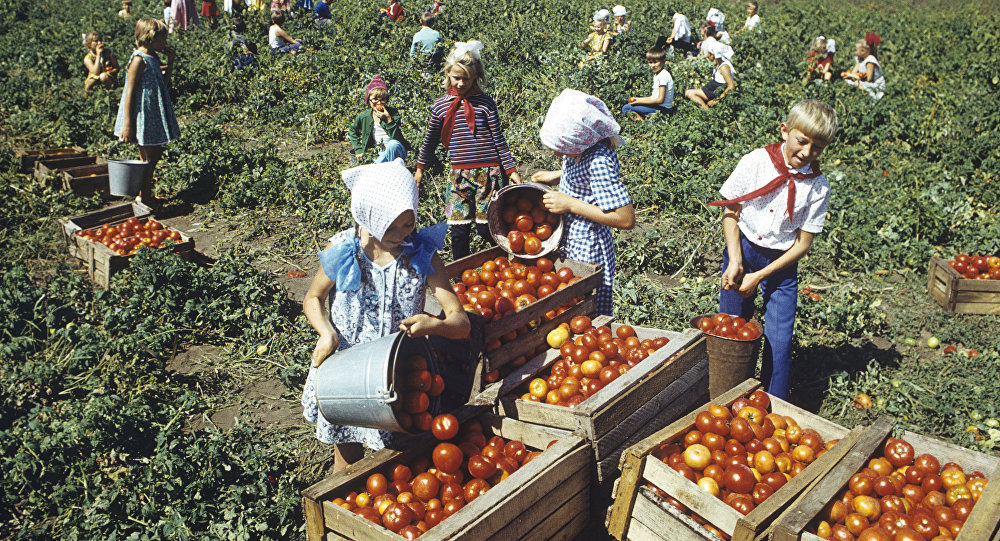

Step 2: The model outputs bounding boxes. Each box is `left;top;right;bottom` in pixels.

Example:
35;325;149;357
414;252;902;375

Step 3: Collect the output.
606;379;862;541
493;320;708;485
59;202;194;288
771;415;1000;541
60;163;110;195
14;146;86;173
927;256;1000;315
301;408;591;541
34;155;105;180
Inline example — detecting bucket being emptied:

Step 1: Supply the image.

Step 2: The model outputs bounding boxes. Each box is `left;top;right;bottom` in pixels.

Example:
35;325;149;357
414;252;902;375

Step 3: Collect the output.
691;315;763;399
107;159;149;196
314;331;441;433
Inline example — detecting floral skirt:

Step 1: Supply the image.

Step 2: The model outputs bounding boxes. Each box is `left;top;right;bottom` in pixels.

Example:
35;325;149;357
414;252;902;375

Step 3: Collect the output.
446;165;504;224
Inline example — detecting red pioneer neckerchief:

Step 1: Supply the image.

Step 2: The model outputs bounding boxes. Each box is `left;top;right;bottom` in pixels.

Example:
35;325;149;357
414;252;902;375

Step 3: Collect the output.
440;86;481;149
708;142;821;221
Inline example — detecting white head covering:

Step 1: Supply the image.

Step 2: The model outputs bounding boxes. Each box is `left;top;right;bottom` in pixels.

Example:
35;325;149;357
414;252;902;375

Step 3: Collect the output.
612;5;627;16
825;38;836;53
451;40;483;61
706;7;724;26
342;158;418;242
593;9;610;22
539;89;624;155
708;40;733;62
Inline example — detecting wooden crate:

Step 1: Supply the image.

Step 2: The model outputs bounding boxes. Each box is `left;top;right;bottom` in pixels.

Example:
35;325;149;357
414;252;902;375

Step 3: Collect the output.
60;163;110;195
34;155;105;180
606;379;863;541
771;415;1000;541
301;408;591;541
59;202;195;288
927;256;1000;315
493;319;708;484
14;146;86;173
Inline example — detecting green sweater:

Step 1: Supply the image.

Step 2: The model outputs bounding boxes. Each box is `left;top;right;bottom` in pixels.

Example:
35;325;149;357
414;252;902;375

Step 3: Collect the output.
348;107;410;155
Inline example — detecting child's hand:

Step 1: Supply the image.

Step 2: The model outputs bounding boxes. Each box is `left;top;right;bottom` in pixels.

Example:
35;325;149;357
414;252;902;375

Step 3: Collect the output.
721;261;743;291
737;272;762;298
542;191;577;215
508;171;522;184
120;124;135;143
355;153;364;162
413;169;423;186
628;97;637;103
400;314;437;337
311;333;339;368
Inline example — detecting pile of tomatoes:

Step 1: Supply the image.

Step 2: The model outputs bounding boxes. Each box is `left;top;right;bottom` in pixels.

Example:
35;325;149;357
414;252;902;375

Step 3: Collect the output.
517;316;671;407
329;415;545;538
392;354;446;433
811;439;989;541
947;254;1000;280
498;193;559;256
75;217;182;257
453;256;583;323
646;390;840;540
694;313;762;341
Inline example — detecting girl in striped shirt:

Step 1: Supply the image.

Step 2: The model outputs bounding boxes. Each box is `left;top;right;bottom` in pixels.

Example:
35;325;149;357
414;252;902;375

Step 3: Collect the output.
414;41;522;259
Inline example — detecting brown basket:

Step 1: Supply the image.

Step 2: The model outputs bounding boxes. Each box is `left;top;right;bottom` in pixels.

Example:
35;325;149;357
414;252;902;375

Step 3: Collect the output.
690;315;763;399
486;182;564;260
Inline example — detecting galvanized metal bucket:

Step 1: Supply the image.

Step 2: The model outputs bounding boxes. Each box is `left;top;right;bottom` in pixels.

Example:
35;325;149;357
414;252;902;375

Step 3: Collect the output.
107;159;148;196
314;331;440;433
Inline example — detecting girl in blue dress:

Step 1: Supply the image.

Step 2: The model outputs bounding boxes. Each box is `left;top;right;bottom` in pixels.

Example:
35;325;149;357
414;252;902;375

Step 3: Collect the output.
301;158;470;471
530;89;636;316
114;18;180;211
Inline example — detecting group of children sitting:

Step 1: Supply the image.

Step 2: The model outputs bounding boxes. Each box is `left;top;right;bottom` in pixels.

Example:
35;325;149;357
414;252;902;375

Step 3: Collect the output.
805;32;885;99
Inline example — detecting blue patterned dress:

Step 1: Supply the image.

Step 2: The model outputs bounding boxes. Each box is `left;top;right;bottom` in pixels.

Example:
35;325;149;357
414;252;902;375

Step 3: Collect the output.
301;225;446;449
113;51;181;146
559;143;631;316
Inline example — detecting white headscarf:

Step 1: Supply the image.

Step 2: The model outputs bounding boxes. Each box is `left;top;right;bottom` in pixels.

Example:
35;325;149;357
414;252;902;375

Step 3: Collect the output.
342;158;418;242
451;40;483;61
593;9;610;22
708;40;734;62
539;89;624;155
612;5;627;16
825;38;836;54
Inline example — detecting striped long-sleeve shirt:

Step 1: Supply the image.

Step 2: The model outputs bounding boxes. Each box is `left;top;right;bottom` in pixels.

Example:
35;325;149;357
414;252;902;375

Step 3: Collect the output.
416;93;517;174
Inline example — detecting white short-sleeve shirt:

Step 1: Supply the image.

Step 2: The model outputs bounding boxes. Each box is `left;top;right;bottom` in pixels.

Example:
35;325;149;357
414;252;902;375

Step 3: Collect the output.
719;145;830;250
672;14;691;41
744;14;760;31
651;69;674;109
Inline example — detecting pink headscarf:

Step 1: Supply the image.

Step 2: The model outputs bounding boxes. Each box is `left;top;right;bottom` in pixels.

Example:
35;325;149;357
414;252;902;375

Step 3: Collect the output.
539;89;624;155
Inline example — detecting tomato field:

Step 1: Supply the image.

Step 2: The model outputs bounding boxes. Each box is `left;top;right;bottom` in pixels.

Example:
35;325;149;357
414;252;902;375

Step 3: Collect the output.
2;0;999;537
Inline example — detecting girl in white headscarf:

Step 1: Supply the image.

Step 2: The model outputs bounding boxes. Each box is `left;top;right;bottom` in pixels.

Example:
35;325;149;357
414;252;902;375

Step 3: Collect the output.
301;159;470;470
685;40;736;109
530;90;636;315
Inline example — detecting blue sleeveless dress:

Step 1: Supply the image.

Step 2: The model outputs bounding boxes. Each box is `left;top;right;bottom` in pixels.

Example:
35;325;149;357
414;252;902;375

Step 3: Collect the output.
114;50;181;146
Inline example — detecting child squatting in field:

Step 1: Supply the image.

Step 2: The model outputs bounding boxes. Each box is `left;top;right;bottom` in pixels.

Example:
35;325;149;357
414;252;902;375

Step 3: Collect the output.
622;36;674;120
530;89;636;316
685;40;736;109
300;159;470;470
348;75;410;164
83;31;120;94
708;99;838;399
113;18;180;211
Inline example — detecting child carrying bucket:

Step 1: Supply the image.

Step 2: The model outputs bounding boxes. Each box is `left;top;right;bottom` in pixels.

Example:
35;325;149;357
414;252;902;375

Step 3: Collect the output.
301;158;470;471
707;99;838;399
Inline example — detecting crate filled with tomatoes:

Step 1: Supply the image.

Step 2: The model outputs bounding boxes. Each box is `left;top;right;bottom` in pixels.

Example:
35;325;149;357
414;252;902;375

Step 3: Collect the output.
60;202;195;288
927;255;1000;315
492;315;708;486
443;245;602;392
301;407;591;541
770;415;1000;541
607;379;863;541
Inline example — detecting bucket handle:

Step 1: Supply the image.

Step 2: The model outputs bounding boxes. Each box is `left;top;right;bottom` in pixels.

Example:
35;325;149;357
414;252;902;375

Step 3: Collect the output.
376;387;398;405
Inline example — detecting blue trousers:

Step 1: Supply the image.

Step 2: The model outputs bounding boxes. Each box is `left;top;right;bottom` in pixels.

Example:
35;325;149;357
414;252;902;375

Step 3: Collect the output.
719;233;798;399
621;103;673;117
352;139;407;164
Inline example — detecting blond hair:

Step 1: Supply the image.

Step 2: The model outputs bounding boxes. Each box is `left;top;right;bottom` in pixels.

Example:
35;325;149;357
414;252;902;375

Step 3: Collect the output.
442;49;486;90
368;87;388;102
811;37;827;54
786;100;838;146
84;31;101;50
134;18;167;48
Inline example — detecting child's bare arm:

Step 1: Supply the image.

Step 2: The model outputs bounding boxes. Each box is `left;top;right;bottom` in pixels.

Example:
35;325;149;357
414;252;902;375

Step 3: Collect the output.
530;170;561;185
84;53;102;76
542;192;635;229
736;230;815;297
721;204;743;290
119;56;146;142
631;86;666;106
303;257;340;367
401;254;471;340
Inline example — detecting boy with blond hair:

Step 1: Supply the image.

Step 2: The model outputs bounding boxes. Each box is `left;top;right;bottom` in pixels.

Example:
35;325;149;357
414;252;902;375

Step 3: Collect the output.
708;99;838;399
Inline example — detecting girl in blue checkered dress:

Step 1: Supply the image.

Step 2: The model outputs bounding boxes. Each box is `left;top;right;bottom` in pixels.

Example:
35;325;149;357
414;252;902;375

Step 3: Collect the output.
531;90;635;315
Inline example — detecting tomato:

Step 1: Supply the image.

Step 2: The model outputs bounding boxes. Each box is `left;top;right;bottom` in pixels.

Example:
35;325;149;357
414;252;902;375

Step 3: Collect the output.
569;315;592;334
556;267;574;283
723;464;755;494
432;443;463;474
514;214;533;233
382;502;414;532
403;392;430;414
528;378;548;398
465;454;496;479
507;231;525;252
884;438;915;468
430;414;459;441
854;393;873;409
503;440;527;463
428;374;445;397
463;478;490;502
682;444;712;470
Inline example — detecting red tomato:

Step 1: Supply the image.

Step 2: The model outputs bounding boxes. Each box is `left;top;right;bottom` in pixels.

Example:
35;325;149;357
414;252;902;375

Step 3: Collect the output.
430;414;459;441
467;455;497;479
556;267;574;283
535;223;553;240
432;443;463;474
382;503;414;532
524;236;542;255
507;231;524;252
515;214;534;233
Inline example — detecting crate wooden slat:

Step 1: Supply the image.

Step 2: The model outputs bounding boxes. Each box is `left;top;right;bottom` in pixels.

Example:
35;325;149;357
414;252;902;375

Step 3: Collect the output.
301;408;591;541
771;415;1000;541
34;155;105;180
60;163;110;195
15;146;86;173
607;379;861;541
927;256;1000;314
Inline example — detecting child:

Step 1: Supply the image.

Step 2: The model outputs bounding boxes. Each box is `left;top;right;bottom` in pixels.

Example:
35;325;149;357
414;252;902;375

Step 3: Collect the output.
83;32;121;94
425;0;444;15
268;11;303;54
229;17;258;69
163;0;174;32
612;5;631;34
805;37;835;83
409;13;442;66
349;76;410;164
685;41;735;109
118;0;133;18
113;18;180;211
698;22;720;56
706;7;725;33
301;158;470;469
577;16;613;66
313;0;331;24
741;1;760;32
622;37;674;120
414;41;522;259
201;0;220;28
842;34;885;99
667;12;697;56
379;0;404;22
707;99;838;399
530;90;635;316
170;0;200;32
